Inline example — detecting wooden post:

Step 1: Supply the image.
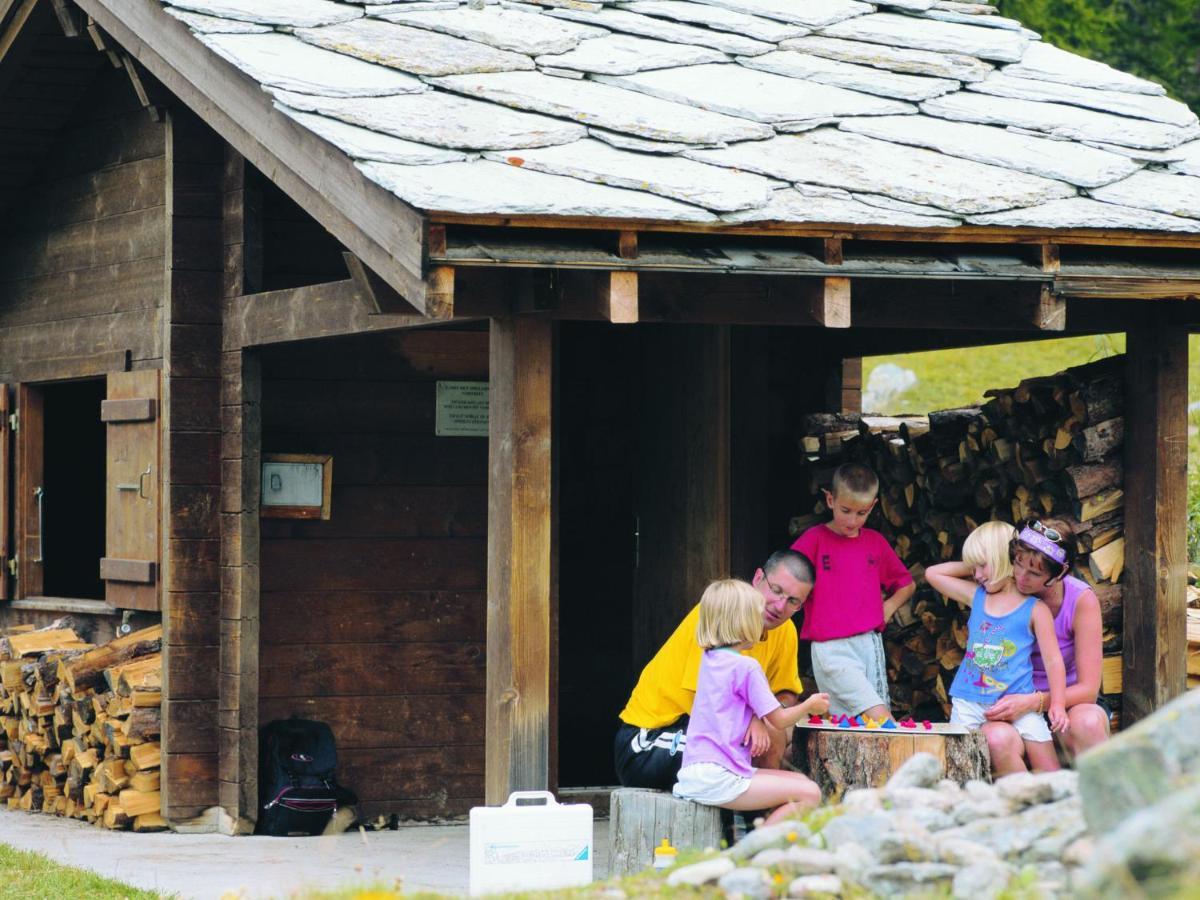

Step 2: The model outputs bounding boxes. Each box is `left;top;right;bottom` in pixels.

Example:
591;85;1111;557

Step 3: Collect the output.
1122;316;1188;722
486;316;554;804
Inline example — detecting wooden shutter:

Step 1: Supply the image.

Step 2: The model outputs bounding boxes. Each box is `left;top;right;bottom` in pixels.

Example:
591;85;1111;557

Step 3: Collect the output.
15;384;44;599
102;370;160;611
0;385;9;600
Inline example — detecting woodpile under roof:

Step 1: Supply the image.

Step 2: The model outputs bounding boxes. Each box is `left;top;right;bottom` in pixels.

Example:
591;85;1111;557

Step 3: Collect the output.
158;0;1200;232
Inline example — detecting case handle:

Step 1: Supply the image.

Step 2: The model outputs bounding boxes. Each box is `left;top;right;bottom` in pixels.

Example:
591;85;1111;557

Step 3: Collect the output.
503;791;558;808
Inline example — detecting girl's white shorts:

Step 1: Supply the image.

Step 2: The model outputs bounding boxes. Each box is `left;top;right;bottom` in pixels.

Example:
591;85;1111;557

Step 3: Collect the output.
951;697;1051;742
673;762;753;806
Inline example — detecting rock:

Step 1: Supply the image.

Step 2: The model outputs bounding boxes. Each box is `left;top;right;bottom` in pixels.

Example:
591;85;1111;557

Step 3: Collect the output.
859;862;959;896
1001;41;1166;96
840;787;884;814
535;34;727;75
819;813;894;853
740;51;959;102
952;860;1016;900
873;824;937;864
358;159;718;221
296;20;536;76
720;184;962;228
1090;170;1200;221
936;779;967;802
278;106;471;165
273;88;586;150
618;0;810;43
821;11;1029;63
1062;836;1095;868
840;114;1140;188
1032;860;1069;894
1169;140;1200;176
167;9;273;32
587;127;690;154
779;847;839;875
368;6;606;55
935;835;998;866
726;821;810;860
832;841;873;878
922;91;1200;151
994;770;1075;808
939;796;1086;862
432;70;774;144
969;71;1197;127
166;0;363;28
885;752;944;790
665;856;736;886
598;63;915;124
894;806;956;832
750;848;790;868
547;7;774;56
967;197;1200;233
780;35;993;82
883;786;955;813
696;129;1075;215
685;0;871;28
483;137;774;211
1077;691;1200;836
717;865;772;897
788;874;843;897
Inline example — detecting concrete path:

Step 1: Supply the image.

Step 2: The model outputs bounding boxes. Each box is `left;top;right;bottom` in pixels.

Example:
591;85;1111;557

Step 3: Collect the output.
0;811;612;898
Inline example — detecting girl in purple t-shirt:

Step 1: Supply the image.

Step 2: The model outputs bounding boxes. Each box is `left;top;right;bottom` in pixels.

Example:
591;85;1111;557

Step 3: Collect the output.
673;579;830;826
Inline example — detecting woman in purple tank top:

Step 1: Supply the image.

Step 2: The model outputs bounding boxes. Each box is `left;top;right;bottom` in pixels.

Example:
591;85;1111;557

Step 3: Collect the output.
980;518;1109;775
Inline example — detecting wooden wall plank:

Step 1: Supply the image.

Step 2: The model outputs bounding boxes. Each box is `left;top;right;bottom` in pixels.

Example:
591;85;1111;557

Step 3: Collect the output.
259;694;486;748
260;642;484;698
1122;315;1189;722
486;315;554;804
259;538;485;592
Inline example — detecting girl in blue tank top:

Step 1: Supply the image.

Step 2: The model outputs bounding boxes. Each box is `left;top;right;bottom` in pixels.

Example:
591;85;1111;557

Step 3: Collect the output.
927;522;1069;773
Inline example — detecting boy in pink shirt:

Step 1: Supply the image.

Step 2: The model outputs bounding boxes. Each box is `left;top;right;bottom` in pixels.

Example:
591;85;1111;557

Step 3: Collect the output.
791;463;915;720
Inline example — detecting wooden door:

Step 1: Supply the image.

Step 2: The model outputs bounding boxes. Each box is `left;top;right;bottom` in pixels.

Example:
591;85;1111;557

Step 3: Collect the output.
15;384;44;599
102;370;160;610
0;385;9;600
631;325;731;668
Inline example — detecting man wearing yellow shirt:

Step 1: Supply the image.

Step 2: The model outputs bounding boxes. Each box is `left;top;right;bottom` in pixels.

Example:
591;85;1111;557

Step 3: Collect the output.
614;549;815;790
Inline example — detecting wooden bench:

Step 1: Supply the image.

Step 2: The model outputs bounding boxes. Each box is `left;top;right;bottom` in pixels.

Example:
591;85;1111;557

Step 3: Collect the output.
609;788;723;876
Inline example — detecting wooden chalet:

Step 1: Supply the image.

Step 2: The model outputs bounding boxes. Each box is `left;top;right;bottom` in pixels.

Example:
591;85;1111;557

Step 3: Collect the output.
0;0;1195;830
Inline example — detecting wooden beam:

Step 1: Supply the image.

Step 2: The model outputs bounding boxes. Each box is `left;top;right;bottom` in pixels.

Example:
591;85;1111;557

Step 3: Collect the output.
1029;285;1067;331
618;230;638;260
342;251;441;317
76;0;430;313
606;272;638;323
486;316;553;804
1056;275;1200;300
811;276;851;328
1122;313;1188;723
118;52;165;121
49;0;83;37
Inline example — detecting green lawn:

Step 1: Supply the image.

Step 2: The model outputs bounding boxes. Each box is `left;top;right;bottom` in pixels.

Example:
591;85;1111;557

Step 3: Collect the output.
864;334;1200;560
0;844;164;900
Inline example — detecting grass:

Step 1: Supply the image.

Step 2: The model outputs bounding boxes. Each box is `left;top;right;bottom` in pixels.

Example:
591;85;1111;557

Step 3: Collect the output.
864;333;1200;561
0;844;166;900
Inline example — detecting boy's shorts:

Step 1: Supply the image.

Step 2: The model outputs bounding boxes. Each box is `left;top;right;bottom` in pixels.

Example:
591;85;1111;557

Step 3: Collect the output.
811;631;890;717
613;717;688;791
951;697;1052;742
674;762;753;806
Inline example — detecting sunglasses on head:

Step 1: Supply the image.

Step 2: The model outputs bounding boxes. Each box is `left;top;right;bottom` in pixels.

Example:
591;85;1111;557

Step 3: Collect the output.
1029;520;1063;543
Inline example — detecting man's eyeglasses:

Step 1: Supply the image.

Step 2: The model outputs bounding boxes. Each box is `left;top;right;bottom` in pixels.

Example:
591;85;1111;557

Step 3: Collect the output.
1030;520;1063;543
763;577;804;609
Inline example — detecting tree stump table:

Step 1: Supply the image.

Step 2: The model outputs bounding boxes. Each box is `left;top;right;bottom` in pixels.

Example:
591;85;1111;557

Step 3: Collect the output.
792;725;990;799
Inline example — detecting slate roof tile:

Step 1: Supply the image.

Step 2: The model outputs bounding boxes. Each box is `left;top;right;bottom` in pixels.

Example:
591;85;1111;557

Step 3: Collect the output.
159;0;1200;234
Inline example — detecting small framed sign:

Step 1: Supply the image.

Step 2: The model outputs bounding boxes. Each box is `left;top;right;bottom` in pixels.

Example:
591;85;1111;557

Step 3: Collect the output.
261;453;333;520
436;381;489;437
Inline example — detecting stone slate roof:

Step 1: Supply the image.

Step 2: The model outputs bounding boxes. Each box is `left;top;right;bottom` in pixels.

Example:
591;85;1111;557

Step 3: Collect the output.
162;0;1200;233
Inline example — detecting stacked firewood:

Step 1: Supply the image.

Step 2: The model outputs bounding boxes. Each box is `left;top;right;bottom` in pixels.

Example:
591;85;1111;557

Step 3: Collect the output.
793;356;1125;725
0;621;165;831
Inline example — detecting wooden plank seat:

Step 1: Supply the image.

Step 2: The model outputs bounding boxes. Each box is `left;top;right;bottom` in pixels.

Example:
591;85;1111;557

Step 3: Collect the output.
609;787;723;876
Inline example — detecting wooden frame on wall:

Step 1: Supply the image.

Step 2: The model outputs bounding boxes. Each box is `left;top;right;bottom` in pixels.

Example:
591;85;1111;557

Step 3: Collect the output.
260;452;332;520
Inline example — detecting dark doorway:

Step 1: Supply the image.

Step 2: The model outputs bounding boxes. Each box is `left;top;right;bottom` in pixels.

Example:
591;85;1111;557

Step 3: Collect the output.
40;379;106;599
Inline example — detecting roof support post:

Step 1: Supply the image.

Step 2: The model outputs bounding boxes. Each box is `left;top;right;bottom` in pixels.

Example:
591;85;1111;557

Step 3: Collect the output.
1122;311;1188;722
486;315;554;803
812;277;851;328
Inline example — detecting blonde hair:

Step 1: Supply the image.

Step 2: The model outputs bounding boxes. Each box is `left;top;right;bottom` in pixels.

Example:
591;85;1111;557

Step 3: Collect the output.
962;520;1017;585
695;579;764;650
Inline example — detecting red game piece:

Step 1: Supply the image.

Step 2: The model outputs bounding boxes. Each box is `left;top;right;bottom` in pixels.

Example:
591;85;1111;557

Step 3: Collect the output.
922;720;932;730
808;715;824;725
848;716;862;727
899;718;916;729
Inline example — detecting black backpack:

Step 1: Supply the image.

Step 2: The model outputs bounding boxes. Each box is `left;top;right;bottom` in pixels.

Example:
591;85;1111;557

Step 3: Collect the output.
257;718;357;836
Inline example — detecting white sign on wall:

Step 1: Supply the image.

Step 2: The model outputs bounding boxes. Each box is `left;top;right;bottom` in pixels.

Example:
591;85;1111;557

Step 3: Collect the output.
436;381;489;437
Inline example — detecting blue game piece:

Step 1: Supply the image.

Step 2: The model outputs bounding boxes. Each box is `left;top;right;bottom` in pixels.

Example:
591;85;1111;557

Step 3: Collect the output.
838;717;852;728
881;719;898;730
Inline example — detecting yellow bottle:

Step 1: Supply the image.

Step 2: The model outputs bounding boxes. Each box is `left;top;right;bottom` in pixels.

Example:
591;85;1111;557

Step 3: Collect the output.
652;838;677;870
